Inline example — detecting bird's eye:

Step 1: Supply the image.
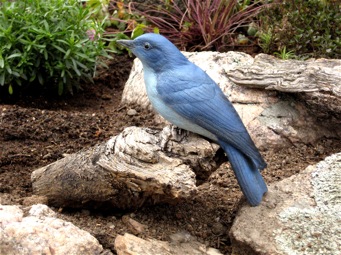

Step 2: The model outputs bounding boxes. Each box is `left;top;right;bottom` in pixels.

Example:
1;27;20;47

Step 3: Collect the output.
144;42;151;50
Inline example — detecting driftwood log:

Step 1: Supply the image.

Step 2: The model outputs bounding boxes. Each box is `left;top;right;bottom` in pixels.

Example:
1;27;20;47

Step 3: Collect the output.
31;126;222;209
227;54;341;119
121;52;341;147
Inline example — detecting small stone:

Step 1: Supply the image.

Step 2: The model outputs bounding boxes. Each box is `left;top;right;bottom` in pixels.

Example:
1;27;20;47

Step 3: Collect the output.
169;231;194;243
101;93;112;100
28;204;55;218
127;109;137;116
211;222;227;236
122;215;146;235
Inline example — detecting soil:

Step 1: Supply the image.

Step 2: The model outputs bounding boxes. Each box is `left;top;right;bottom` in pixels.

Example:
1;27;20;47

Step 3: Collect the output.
1;53;341;255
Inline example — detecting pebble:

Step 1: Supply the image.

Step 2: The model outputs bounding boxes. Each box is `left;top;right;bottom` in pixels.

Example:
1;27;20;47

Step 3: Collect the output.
211;222;227;236
122;215;146;235
169;231;194;243
127;109;137;116
101;93;112;100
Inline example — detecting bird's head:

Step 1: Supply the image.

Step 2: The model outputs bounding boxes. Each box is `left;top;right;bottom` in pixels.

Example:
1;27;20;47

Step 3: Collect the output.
117;33;188;72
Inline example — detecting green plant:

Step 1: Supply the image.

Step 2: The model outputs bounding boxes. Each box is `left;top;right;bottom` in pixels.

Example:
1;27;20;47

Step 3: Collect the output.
86;0;110;21
257;28;273;53
274;46;295;59
95;0;152;54
130;0;268;51
0;0;110;95
257;0;341;58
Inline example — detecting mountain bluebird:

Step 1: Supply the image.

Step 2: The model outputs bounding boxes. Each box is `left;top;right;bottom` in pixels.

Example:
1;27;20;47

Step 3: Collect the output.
117;33;267;206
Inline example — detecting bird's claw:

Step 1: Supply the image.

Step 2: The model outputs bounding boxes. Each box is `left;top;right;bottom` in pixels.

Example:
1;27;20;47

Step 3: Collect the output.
160;125;189;151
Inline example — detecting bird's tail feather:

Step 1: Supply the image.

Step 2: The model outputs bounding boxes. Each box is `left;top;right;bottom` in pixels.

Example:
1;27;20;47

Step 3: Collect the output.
219;140;267;206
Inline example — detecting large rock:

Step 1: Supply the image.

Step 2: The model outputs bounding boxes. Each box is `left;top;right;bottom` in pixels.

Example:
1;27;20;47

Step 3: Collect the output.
229;153;341;255
121;51;340;149
0;204;111;255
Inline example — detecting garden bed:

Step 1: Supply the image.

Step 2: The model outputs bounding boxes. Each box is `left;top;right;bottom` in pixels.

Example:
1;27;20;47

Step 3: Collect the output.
1;54;340;254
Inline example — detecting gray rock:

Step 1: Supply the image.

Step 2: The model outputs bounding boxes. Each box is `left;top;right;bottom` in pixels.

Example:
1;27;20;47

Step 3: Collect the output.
229;153;341;255
0;204;111;255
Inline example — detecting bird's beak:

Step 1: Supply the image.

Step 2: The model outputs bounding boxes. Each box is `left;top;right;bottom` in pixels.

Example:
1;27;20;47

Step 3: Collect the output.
116;39;135;49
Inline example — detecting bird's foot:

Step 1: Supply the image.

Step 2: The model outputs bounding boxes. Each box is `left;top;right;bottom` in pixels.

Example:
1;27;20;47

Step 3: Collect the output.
160;125;189;151
171;125;189;142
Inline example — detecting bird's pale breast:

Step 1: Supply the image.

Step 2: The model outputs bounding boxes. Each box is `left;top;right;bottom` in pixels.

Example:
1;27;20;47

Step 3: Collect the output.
143;67;217;141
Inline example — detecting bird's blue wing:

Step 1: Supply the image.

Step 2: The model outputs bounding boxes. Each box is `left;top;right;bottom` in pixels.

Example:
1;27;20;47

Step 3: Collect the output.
157;64;266;170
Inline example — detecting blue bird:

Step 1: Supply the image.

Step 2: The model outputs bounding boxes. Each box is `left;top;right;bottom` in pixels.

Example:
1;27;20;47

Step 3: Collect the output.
117;33;267;206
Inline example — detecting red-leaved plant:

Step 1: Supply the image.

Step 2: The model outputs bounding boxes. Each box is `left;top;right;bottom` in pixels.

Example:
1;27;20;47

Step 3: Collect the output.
129;0;268;51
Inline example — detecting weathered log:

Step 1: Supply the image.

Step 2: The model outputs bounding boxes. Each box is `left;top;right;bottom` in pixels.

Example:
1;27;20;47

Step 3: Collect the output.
31;126;222;209
121;52;341;147
227;54;341;117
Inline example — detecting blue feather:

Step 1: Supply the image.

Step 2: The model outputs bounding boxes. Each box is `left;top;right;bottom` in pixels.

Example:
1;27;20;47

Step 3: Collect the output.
219;140;267;206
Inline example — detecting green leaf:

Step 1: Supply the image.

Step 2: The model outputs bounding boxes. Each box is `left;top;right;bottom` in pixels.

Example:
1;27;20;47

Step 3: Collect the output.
5;65;12;74
64;49;71;59
7;53;22;59
38;73;44;85
56;39;69;45
52;44;66;53
75;52;95;62
74;59;87;69
8;84;13;95
0;58;4;68
131;24;145;39
71;58;81;76
42;20;49;32
43;49;48;60
12;71;20;77
20;73;27;80
58;81;64;95
0;73;5;86
153;27;160;34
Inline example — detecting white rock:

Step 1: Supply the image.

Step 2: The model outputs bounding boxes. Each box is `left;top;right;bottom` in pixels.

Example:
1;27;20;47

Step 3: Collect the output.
0;204;111;255
229;153;341;255
115;232;223;255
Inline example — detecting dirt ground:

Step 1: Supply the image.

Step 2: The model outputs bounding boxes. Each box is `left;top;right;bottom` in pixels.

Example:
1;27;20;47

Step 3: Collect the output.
1;54;340;254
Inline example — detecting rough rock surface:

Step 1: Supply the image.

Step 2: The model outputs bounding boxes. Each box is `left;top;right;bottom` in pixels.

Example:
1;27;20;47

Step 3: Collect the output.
229;153;341;255
0;204;111;255
115;232;223;255
121;51;340;149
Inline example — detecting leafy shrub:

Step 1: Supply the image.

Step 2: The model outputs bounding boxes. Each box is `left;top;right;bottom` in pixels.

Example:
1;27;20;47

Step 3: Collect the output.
0;0;110;95
257;0;341;59
129;0;267;51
